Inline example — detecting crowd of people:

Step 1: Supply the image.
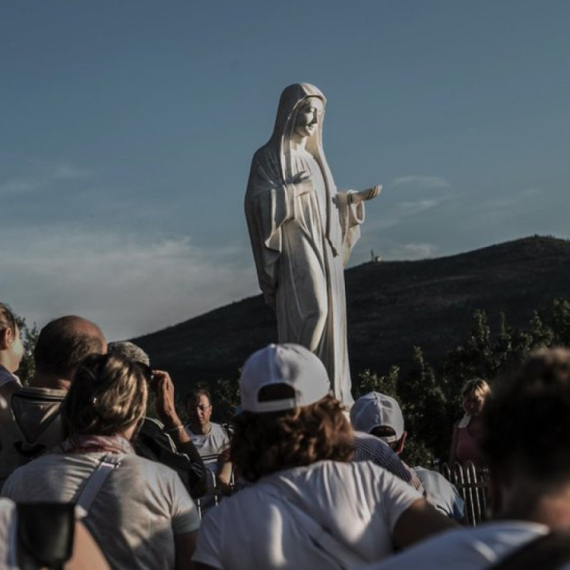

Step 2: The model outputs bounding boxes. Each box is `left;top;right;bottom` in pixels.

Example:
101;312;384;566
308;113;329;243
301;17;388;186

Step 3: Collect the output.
1;301;570;569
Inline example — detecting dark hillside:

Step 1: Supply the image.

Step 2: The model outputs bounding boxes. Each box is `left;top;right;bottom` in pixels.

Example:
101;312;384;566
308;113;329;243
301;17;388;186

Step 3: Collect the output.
134;236;570;391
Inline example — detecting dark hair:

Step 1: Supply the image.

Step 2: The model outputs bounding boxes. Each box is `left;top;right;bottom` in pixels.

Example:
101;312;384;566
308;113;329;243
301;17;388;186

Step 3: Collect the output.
0;303;17;335
34;316;106;379
481;348;570;482
61;353;148;437
231;395;354;483
185;388;211;406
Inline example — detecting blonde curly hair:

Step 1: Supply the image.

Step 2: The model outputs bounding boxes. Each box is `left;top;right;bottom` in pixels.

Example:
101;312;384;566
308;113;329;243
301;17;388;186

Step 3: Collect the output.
461;378;491;400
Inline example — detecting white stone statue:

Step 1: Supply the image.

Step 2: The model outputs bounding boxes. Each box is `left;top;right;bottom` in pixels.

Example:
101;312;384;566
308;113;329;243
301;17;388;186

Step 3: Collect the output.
245;83;381;405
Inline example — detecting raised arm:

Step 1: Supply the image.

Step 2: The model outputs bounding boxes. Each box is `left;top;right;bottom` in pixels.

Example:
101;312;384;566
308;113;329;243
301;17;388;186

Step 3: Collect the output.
392;498;458;549
153;370;208;498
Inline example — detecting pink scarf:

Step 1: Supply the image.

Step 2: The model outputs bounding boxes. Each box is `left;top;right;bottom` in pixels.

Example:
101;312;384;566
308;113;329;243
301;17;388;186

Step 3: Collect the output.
59;434;134;455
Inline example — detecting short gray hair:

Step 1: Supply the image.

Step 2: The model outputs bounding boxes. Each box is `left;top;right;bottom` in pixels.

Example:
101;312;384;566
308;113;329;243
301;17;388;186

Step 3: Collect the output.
107;341;150;367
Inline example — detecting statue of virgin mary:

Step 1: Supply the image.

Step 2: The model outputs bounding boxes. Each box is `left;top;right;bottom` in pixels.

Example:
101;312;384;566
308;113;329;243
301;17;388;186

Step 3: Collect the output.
245;83;381;405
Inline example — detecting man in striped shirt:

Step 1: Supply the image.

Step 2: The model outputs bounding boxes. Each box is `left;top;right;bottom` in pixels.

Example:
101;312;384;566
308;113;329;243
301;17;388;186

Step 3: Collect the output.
352;430;424;493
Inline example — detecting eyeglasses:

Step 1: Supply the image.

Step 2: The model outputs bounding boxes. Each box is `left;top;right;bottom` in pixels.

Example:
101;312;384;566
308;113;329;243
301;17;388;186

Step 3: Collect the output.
194;404;212;412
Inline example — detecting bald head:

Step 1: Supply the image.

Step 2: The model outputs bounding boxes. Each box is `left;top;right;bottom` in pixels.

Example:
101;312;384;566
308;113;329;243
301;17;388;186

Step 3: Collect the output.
34;316;107;382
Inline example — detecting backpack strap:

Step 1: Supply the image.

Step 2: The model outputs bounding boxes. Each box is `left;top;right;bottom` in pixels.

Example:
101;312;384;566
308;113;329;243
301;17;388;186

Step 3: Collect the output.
490;530;570;570
76;454;121;515
263;480;368;569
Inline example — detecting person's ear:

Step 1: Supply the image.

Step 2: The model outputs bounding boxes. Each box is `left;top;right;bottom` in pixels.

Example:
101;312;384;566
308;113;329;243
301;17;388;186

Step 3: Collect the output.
395;432;407;455
0;328;12;350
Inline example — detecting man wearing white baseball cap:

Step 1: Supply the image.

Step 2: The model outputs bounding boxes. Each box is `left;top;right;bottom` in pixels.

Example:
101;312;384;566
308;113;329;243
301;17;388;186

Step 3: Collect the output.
351;393;406;446
351;392;464;521
193;344;455;570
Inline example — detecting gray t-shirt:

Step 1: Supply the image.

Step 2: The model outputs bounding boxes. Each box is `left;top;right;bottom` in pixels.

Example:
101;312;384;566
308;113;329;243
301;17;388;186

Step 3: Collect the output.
186;423;231;509
413;466;464;521
2;450;200;569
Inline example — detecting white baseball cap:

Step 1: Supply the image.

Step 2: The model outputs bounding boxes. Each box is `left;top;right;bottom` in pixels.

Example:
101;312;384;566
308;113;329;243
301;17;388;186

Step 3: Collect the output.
240;343;331;413
350;391;405;443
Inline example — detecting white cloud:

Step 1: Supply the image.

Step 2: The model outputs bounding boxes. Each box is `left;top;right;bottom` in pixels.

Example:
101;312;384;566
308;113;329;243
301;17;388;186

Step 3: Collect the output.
382;242;440;261
366;194;449;232
392;175;451;189
0;179;38;194
396;198;441;216
472;187;543;226
364;175;452;231
0;161;91;196
367;218;400;231
0;225;259;341
51;163;91;180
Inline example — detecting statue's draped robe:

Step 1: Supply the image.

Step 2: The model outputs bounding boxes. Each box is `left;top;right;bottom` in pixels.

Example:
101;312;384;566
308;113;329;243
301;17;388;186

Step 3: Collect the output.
245;83;365;405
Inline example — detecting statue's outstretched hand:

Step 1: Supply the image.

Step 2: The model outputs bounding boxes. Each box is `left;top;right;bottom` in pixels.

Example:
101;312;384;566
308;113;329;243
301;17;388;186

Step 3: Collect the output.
292;171;313;197
351;184;382;205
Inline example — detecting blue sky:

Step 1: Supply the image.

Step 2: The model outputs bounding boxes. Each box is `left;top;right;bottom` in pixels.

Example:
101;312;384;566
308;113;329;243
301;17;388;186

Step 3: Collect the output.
2;1;569;340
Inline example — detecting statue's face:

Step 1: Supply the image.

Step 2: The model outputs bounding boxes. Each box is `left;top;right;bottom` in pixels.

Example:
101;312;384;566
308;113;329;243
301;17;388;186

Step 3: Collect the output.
293;97;324;140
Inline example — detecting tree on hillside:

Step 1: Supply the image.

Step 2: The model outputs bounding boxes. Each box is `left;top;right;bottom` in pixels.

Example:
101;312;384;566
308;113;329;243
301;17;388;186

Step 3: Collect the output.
354;366;399;400
14;314;38;385
205;297;570;468
397;347;445;465
212;377;240;427
539;298;570;345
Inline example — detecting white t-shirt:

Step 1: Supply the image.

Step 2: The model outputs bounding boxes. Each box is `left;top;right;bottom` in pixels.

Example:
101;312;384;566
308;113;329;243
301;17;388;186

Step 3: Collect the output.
187;422;230;508
186;422;229;468
194;460;422;569
361;521;557;570
2;451;200;570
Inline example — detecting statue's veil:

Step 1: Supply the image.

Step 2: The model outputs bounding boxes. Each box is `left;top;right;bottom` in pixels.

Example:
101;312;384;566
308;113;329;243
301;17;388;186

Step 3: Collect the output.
269;83;340;255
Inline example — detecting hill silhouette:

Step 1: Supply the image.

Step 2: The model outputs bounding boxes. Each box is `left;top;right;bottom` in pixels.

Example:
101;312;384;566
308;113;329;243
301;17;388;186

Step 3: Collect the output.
134;235;570;390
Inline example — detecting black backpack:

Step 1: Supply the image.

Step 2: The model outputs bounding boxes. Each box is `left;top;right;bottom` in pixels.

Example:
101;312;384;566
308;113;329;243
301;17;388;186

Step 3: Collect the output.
17;503;75;570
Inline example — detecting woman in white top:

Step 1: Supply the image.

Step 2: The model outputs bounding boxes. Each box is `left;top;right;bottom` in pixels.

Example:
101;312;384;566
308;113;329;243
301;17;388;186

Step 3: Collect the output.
3;353;200;570
449;378;491;469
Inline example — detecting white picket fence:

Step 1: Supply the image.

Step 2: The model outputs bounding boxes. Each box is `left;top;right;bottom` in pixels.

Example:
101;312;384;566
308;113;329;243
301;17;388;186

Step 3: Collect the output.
441;461;488;526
